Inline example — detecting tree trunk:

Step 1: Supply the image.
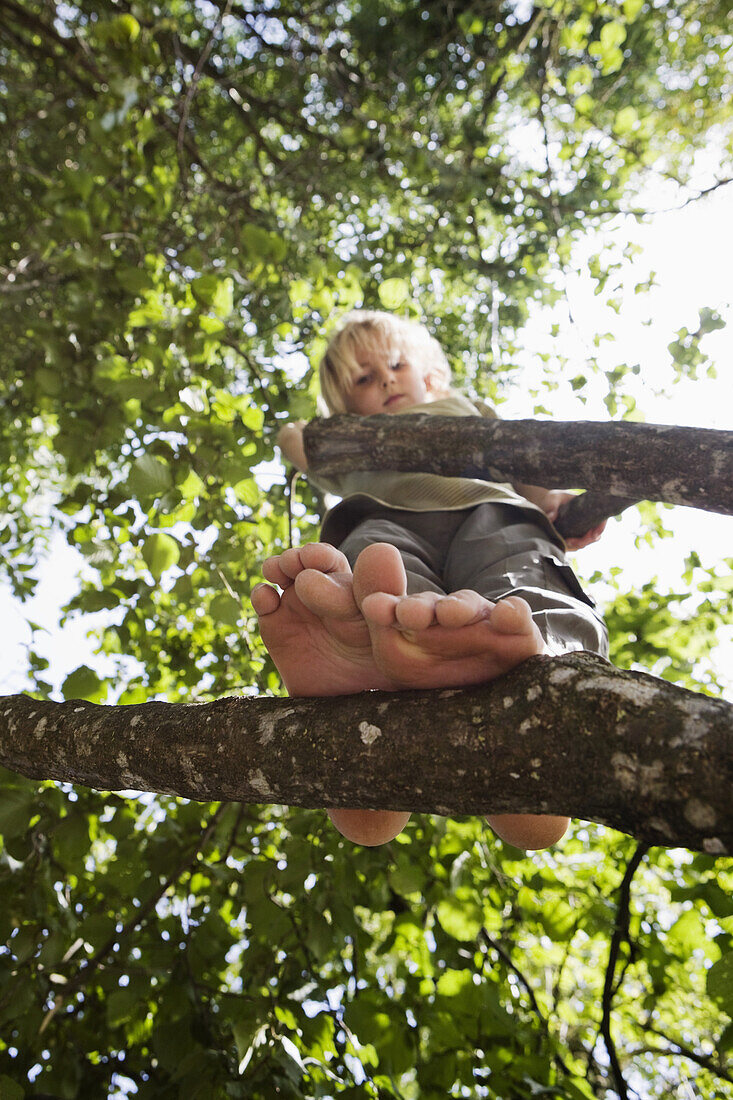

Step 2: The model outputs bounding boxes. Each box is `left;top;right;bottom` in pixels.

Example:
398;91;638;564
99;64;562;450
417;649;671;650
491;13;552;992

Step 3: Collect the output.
303;416;733;537
2;653;731;855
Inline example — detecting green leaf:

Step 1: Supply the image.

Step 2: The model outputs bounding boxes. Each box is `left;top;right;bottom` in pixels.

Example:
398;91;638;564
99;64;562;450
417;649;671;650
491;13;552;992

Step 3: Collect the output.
142;533;180;578
600;21;626;49
53;814;90;869
153;1021;195;1073
0;788;35;838
707;951;733;1011
191;274;219;307
565;1079;599;1100
0;1074;26;1099
435;897;483;941
668;908;707;953
61;664;107;702
127;454;173;499
614;106;638;135
113;14;140;42
378;278;410;309
116;267;154;295
304;913;333;960
36;368;63;396
389;855;424;897
107;986;139;1028
436;968;472;997
212;277;234;318
209;593;241;627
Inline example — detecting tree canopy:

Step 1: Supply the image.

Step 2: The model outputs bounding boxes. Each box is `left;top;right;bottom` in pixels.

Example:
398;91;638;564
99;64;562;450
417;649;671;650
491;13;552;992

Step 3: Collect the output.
1;1;732;1097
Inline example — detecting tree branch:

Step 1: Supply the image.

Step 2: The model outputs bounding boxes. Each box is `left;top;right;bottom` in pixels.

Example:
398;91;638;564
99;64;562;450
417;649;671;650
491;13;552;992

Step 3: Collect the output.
304;415;733;538
1;653;731;855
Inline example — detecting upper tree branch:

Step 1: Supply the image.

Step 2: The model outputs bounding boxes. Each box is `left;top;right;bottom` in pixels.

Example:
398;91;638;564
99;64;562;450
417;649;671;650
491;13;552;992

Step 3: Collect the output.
1;653;731;855
303;416;733;537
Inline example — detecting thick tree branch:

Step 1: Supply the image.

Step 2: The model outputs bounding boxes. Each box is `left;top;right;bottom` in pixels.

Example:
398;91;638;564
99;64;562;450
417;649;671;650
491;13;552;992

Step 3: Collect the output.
303;416;733;538
1;654;731;855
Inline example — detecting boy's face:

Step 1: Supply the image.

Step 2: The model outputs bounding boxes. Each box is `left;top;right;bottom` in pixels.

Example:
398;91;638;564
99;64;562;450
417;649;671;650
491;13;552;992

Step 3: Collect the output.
344;342;430;415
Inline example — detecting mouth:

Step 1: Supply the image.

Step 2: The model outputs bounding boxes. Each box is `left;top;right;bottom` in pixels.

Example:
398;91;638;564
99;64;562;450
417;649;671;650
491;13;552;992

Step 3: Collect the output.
383;394;403;407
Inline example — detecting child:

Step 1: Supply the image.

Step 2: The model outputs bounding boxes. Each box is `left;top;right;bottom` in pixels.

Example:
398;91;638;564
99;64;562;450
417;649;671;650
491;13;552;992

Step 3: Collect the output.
251;311;608;850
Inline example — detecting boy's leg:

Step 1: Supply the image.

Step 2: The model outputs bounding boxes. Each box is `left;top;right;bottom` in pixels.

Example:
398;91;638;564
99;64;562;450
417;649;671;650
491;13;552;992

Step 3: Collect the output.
443;503;609;848
252;542;412;847
326;513;450;846
254;509;580;850
443;503;609;658
338;510;450;596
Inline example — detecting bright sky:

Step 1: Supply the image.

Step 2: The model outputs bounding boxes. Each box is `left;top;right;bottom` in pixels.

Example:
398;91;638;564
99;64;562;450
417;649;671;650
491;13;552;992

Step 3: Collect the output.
1;180;731;700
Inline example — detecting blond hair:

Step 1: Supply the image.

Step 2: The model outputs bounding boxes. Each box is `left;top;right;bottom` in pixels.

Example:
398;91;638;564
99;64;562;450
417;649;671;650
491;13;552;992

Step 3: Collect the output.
319;310;452;414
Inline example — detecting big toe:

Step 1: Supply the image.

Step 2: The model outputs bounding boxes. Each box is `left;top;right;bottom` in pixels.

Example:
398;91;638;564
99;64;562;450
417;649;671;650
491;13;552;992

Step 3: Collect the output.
353;543;407;608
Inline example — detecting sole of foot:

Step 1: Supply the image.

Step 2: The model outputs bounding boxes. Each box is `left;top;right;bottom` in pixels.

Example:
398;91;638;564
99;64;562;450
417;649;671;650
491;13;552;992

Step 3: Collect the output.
352;543;546;689
252;543;395;696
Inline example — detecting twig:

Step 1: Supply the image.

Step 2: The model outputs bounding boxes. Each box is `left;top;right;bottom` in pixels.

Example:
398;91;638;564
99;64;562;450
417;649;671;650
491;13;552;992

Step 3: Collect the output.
600;842;649;1100
177;0;233;187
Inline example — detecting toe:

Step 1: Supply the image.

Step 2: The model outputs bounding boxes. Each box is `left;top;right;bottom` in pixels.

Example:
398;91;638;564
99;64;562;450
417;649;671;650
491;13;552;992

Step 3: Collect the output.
295;568;359;619
360;591;400;627
435;590;493;628
490;596;535;636
251;582;280;616
277;547;307;579
395;593;441;630
262;557;293;588
299;543;352;575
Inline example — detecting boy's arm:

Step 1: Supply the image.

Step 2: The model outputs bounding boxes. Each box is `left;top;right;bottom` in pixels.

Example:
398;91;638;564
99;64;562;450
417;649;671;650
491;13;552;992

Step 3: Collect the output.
513;480;606;550
478;404;604;549
277;421;308;471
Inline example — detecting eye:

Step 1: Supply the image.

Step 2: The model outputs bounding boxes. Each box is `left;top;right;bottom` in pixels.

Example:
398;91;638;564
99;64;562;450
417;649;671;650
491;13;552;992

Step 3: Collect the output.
355;373;371;385
391;360;404;371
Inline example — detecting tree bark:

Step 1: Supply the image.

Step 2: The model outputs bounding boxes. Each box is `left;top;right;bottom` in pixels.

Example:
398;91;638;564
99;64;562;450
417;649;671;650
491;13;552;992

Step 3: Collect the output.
2;653;731;855
303;416;733;537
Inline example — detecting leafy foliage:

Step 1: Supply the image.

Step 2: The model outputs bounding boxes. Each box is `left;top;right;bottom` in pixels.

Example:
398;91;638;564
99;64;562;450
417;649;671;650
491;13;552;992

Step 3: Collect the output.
1;0;732;1096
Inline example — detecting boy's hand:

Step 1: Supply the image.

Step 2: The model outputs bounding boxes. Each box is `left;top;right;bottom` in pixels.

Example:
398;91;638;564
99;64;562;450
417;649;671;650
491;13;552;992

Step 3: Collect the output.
277;421;308;471
541;490;606;551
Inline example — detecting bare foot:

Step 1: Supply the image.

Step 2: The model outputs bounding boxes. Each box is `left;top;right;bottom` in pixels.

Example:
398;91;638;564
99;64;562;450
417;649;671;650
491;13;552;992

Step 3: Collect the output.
352;543;569;849
252;543;395;697
252;543;410;846
353;543;547;690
